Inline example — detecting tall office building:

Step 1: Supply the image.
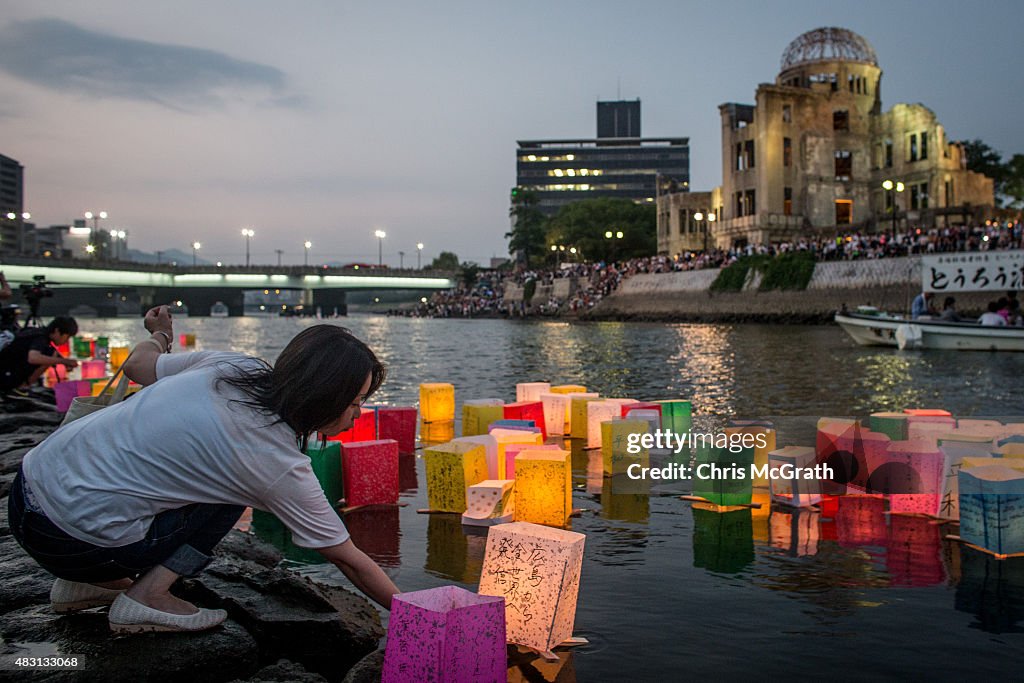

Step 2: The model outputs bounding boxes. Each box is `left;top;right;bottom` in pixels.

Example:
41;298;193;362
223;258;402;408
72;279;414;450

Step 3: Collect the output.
515;100;689;217
0;153;26;256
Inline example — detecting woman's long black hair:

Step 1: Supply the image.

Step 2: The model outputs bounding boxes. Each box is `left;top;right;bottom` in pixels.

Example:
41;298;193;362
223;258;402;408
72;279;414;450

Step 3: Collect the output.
217;325;386;451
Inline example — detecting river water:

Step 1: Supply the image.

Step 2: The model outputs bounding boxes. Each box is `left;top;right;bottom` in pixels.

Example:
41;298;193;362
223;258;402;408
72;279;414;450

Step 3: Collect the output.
77;316;1024;680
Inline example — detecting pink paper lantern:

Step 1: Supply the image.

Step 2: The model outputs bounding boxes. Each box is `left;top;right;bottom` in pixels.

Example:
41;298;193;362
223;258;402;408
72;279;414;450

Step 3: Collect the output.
54;380;92;413
80;360;106;379
382;586;506;683
341;439;399;507
377;406;417;454
504;443;562;480
504;401;547;440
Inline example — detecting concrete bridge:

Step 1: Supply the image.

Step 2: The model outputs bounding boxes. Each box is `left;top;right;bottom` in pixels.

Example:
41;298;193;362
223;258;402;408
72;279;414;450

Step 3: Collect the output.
2;260;455;317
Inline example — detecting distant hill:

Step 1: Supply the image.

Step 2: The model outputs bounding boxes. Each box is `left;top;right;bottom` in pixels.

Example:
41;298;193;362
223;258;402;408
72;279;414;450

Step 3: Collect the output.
124;248;212;266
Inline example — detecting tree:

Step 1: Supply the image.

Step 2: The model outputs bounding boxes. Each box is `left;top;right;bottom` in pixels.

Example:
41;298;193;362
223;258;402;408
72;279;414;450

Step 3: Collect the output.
428;251;460;271
459;261;480;289
960;139;1009;206
506;188;548;268
545;198;656;264
1003;153;1024;210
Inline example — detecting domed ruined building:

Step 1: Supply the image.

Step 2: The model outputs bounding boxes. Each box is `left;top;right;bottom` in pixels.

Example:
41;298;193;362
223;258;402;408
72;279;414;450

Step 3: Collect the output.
657;27;994;254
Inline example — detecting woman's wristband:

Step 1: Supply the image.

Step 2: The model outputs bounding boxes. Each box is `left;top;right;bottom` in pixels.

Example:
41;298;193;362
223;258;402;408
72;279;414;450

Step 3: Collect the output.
152;330;173;353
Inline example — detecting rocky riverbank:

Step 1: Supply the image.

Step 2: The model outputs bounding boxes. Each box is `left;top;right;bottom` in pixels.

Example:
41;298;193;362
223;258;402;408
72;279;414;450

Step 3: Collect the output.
0;398;385;683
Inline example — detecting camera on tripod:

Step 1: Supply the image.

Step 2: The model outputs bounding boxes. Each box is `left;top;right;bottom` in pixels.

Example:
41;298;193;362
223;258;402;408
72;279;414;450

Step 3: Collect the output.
19;275;57;327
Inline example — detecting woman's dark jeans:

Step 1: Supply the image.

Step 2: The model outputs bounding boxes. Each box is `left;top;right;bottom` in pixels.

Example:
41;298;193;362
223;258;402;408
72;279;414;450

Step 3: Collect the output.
8;468;244;583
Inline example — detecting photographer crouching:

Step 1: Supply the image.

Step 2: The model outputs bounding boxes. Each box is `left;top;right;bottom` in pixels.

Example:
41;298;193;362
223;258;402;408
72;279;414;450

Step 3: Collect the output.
0;316;79;395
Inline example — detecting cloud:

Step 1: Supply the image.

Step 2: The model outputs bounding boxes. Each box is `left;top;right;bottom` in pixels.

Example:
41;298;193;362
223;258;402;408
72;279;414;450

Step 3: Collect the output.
0;18;292;109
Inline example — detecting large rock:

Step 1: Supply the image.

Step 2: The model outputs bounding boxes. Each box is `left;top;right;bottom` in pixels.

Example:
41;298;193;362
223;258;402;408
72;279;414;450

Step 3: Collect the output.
234;659;328;683
182;556;383;681
340;649;383;683
0;535;54;613
215;530;282;569
0;604;259;682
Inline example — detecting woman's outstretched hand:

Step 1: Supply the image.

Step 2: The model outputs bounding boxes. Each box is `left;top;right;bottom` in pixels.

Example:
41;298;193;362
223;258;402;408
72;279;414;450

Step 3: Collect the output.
144;305;173;336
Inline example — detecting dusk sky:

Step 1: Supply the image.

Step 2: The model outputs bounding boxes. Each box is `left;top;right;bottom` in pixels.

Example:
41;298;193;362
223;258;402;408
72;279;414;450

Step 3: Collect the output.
1;1;1021;267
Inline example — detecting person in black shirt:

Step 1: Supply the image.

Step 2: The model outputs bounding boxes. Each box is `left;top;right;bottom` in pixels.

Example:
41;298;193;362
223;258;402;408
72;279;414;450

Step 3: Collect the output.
0;316;79;392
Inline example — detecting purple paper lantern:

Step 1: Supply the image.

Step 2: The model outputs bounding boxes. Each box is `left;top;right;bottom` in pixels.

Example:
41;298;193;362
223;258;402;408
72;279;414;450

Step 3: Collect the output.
382;586;506;683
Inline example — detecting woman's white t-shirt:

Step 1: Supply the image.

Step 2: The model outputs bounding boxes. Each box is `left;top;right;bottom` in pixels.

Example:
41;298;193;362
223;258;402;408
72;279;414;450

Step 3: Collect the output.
21;351;350;549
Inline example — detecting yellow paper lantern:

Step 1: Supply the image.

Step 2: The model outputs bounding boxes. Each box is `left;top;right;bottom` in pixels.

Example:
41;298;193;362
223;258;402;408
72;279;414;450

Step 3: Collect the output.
490;429;544;480
516;382;551;403
462;479;515;526
462;399;505;437
568;394;600;439
600;419;649;476
424;441;489;513
420;382;455;423
108;346;130;371
452;435;500;480
550;384;587;394
478;521;585;656
514;448;571;527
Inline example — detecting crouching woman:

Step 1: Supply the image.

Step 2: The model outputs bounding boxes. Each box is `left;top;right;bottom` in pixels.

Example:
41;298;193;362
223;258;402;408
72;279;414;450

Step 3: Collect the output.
8;307;399;633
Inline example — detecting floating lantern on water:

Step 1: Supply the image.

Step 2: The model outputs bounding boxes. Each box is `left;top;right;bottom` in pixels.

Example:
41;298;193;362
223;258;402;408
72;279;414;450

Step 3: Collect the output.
869;412;909;441
904;409;957;443
108;346;130;372
489;429;544;479
420;382;455;423
585;399;637;449
80;359;106;380
382;585;506;683
866;440;944;515
516;382;551;403
179;333;197;347
478;521;586;658
692;441;755;509
488;419;538;432
569;396;599;439
768;446;822;508
514;449;571;527
72;337;92;358
816;417;874;494
376;406;417;454
329;409;377;443
305;441;344;507
654;399;692;435
504;401;547;439
462;479;515;526
539;393;570;436
424;441;489;513
600;418;649;476
504;443;562;480
462;399;505;437
341;439;399;508
937;433;996;519
958;464;1024;558
550;384;587;394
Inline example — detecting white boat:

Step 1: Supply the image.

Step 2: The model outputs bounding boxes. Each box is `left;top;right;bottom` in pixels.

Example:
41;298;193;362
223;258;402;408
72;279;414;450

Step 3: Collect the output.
836;307;1024;351
210;301;229;318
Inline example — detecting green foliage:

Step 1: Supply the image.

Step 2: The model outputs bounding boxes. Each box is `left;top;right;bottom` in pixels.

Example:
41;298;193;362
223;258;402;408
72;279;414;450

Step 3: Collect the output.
958;138;1024;208
545;198;656;263
429;251;460;271
758;252;816;291
1004;153;1024;210
523;278;537;303
506;189;548;268
710;256;767;292
459;261;480;288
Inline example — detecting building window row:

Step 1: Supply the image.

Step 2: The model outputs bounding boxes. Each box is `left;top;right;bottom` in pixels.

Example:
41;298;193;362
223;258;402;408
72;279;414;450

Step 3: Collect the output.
735;190;756;217
847;74;869;95
910;182;929;209
783;137;792;167
908;131;929;162
735;140;756;171
521;154;578;162
546;168;605;178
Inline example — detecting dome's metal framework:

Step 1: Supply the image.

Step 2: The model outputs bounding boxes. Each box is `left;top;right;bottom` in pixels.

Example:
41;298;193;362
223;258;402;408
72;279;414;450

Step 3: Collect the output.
780;27;878;71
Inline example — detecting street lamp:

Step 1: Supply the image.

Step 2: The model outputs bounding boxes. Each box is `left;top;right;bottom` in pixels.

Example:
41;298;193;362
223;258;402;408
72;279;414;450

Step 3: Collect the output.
304;240;312;267
241;228;255;266
416;242;424;269
604;229;624;263
694;211;716;252
112;230;127;260
374;229;386;267
882;179;905;235
192;241;201;266
84;211;107;258
399;250;405;269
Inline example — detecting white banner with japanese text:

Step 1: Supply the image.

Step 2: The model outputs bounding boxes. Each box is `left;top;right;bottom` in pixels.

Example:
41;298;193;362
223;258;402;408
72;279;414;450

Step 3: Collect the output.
922;250;1024;293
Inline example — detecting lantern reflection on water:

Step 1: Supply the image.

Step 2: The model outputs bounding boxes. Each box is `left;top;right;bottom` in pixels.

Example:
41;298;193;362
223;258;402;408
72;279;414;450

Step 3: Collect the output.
424;441;489;513
478;521;586;656
769;508;820;557
835;495;887;548
382;585;506;683
954;545;1024;634
514;449;572;527
886;513;944;587
340;439;398;508
421;420;456;444
343;505;401;567
691;506;754;574
426;514;486;582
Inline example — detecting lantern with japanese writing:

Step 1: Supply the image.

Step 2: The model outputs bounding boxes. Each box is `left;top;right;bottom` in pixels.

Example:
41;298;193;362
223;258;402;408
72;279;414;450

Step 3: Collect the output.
600;418;649;476
768;446;822;508
478;521;586;657
516;382;551;403
958;464;1024;558
341;439;399;508
514;449;571;527
305;441;344;507
420;382;456;423
586;400;636;449
462;479;515;526
504;401;547;440
462;399;505;437
866;440;944;515
382;585;506;683
540;393;570;436
424;441;489;513
504;443;562;480
376;406;417;454
937;433;996;519
569;396;599;440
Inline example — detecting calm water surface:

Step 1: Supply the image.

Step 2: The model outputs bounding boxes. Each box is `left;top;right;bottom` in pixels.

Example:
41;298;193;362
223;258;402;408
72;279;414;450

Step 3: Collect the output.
78;316;1024;680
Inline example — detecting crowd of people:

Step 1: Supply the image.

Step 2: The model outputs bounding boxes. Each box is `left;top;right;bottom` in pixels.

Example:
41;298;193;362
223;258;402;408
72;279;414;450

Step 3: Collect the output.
401;221;1023;319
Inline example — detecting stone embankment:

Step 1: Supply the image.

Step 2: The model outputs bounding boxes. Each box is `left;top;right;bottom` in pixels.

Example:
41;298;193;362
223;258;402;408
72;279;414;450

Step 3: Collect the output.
587;257;998;323
0;397;384;683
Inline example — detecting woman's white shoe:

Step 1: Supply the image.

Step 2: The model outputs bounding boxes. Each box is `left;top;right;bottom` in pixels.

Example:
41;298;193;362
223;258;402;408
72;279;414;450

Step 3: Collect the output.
107;593;227;634
50;579;125;613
